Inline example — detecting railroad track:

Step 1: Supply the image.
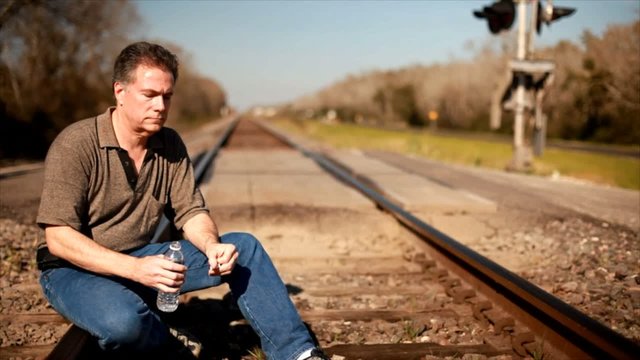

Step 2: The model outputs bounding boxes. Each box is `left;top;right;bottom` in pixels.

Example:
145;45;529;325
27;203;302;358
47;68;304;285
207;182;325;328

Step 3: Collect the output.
3;117;638;360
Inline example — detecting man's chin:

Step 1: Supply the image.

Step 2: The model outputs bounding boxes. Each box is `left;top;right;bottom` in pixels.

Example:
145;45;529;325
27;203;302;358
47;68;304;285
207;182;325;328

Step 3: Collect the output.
141;123;164;135
149;119;166;127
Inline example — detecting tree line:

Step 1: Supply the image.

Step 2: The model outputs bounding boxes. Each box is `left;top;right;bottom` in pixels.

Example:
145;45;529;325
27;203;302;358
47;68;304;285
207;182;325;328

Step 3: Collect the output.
0;0;227;161
288;21;640;145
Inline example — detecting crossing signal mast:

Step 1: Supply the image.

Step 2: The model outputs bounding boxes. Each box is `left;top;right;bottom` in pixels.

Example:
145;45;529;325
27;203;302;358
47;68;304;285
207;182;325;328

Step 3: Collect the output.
474;0;575;171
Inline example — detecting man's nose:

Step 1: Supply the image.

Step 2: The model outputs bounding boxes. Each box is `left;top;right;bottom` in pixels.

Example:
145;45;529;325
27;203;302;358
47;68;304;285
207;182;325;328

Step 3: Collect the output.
153;95;166;111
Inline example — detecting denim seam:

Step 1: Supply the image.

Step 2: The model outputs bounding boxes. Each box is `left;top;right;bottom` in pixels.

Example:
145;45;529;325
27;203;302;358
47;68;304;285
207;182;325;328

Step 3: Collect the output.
40;270;71;322
238;295;277;352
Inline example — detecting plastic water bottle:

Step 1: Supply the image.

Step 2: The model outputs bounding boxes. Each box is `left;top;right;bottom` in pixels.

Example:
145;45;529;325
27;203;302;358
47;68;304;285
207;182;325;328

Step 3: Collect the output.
156;241;184;312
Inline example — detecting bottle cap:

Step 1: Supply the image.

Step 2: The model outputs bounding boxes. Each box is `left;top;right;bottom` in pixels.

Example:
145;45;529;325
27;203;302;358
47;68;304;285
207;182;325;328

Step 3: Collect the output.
169;241;181;251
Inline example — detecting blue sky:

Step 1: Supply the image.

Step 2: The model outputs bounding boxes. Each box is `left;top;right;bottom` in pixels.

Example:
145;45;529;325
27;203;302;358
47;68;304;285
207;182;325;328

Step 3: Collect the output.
134;0;639;110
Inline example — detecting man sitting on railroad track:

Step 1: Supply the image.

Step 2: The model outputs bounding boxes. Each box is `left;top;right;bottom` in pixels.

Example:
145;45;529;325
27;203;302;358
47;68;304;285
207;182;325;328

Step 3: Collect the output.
35;41;329;360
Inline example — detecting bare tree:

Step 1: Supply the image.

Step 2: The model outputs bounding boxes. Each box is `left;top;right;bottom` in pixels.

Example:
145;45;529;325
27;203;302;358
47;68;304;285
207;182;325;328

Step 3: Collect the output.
541;21;640;143
0;1;228;160
288;20;639;144
0;0;139;159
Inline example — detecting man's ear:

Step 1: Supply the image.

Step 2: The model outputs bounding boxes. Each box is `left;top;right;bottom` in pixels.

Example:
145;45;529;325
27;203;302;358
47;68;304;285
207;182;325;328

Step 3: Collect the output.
114;82;126;105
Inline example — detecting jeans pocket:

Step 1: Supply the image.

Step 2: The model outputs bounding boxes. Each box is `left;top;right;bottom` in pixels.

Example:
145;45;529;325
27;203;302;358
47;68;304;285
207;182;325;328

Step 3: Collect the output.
39;271;55;303
39;269;65;313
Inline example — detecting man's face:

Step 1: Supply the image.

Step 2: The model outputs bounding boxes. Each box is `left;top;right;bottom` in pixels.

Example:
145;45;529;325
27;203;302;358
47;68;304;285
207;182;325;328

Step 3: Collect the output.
114;65;174;135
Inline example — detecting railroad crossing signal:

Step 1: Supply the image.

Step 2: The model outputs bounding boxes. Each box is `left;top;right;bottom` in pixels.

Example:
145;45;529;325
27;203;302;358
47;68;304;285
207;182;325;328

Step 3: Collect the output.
536;1;576;33
474;0;575;35
473;0;516;34
473;0;576;171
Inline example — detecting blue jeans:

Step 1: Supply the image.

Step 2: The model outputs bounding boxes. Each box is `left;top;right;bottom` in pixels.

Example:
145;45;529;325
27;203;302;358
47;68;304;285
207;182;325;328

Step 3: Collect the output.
39;232;315;360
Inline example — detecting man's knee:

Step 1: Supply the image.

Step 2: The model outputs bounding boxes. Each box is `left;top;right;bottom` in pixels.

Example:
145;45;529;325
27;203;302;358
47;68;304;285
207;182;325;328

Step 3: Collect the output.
226;232;265;260
98;309;166;351
225;232;258;250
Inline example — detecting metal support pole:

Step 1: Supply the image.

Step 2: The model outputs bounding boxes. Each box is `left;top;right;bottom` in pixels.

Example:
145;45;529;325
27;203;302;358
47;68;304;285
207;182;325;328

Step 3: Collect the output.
530;0;542;156
510;0;531;170
528;0;538;57
533;82;545;156
533;73;553;156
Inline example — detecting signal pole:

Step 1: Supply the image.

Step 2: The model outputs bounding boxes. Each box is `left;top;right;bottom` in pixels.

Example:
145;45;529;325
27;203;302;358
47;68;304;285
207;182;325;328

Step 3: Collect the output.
511;0;531;170
473;0;575;171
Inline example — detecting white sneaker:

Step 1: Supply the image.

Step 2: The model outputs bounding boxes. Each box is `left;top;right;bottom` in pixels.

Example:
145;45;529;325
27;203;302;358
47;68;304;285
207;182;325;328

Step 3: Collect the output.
304;349;330;360
169;327;202;358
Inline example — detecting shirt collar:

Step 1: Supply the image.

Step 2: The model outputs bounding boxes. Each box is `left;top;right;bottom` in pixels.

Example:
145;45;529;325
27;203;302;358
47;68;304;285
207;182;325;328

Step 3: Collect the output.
97;107;164;150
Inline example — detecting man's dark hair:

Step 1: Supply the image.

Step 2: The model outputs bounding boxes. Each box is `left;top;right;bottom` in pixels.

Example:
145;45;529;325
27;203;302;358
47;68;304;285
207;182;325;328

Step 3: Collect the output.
112;42;179;85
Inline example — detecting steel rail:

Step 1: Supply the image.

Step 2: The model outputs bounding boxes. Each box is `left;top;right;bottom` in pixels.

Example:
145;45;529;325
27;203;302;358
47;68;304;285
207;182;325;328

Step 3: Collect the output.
256;119;638;360
0;162;44;179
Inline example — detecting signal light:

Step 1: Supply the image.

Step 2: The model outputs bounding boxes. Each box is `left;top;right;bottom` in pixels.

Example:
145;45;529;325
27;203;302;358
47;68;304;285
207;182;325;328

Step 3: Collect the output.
473;0;516;34
536;2;576;34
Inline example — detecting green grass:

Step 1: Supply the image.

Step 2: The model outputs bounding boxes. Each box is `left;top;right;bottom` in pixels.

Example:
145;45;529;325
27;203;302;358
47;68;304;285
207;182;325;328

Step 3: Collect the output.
272;117;640;190
536;149;639;189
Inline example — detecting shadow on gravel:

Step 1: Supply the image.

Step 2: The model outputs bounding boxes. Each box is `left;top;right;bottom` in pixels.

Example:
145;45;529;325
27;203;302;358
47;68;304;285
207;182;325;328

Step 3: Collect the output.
163;295;260;360
82;285;316;360
164;285;318;360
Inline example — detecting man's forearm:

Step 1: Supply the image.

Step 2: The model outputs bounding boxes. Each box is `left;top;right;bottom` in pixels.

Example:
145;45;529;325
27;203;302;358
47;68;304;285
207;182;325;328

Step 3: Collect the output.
182;212;220;253
182;212;237;276
45;225;137;279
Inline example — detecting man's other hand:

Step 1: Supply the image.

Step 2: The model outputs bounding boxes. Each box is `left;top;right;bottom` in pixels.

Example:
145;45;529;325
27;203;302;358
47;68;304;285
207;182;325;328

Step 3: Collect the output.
134;255;186;292
206;243;238;276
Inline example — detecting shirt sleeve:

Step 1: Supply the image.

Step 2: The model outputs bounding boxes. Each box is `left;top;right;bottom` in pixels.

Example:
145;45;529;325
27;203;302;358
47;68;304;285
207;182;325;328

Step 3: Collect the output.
166;131;209;229
36;130;90;231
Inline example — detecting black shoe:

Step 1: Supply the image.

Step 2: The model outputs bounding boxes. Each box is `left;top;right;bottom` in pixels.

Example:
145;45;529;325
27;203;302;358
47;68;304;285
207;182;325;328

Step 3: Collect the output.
305;348;330;360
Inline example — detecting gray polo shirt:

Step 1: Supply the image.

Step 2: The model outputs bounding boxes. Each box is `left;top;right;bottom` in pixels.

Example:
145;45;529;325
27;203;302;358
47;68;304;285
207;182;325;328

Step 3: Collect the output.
36;107;208;251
